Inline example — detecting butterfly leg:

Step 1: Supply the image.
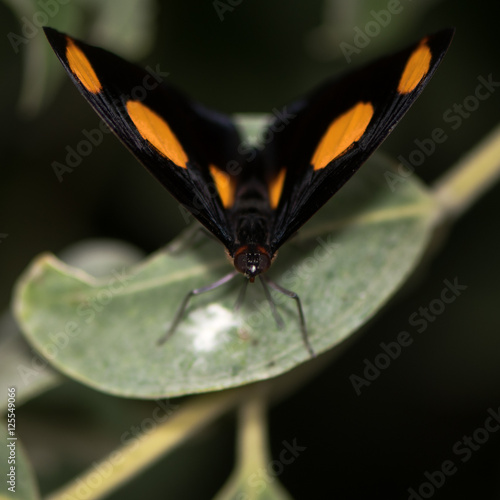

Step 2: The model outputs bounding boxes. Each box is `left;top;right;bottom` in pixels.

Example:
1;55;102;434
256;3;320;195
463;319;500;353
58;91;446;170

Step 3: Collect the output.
258;277;285;330
260;275;315;357
158;270;240;345
234;278;249;311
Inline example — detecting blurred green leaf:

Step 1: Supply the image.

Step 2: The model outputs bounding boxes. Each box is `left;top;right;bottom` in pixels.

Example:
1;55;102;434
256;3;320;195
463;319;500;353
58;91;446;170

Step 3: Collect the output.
3;0;157;116
305;0;446;61
83;0;158;59
12;151;436;398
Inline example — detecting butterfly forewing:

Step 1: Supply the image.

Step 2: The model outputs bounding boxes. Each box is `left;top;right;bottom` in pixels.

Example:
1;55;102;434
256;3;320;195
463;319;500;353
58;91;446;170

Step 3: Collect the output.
44;27;243;249
265;29;454;252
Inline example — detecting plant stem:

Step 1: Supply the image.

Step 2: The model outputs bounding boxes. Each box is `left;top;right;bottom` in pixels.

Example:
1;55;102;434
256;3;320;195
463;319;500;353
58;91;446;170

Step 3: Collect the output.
432;124;500;220
45;388;246;500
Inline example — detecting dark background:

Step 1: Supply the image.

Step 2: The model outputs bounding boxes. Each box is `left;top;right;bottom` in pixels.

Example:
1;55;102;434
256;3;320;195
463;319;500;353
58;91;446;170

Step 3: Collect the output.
1;0;500;498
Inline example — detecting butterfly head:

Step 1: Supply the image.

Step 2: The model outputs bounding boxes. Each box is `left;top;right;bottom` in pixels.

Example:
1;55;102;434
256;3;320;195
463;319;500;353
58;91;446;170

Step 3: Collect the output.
233;245;273;282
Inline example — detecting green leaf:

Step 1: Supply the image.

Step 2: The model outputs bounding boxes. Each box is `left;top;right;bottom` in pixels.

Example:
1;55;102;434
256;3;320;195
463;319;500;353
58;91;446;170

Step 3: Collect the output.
0;240;145;410
0;312;61;413
12;153;436;398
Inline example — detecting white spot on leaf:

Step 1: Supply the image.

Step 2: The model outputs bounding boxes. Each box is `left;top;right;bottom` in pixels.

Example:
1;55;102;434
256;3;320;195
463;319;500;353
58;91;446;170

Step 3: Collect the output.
185;304;242;352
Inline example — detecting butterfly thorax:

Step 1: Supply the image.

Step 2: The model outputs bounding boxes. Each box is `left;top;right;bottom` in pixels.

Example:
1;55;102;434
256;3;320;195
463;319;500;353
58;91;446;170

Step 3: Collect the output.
228;176;275;281
230;214;274;280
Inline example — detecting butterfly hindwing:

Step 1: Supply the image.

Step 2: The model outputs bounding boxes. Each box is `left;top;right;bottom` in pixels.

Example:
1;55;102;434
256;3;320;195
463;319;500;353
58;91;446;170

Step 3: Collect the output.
44;27;242;249
265;29;454;251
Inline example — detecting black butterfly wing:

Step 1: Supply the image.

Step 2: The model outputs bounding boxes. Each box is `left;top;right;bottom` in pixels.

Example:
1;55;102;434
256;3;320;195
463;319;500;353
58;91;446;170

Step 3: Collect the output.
44;27;242;250
266;29;454;253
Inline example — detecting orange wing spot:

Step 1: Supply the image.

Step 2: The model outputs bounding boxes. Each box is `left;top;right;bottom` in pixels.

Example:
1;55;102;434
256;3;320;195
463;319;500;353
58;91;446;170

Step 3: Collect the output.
398;39;432;94
209;164;235;208
311;102;374;170
269;167;286;209
65;38;102;94
126;100;188;168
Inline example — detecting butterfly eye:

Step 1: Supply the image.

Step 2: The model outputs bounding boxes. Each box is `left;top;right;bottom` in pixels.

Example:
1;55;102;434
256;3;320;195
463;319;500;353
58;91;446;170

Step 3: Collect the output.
233;245;271;280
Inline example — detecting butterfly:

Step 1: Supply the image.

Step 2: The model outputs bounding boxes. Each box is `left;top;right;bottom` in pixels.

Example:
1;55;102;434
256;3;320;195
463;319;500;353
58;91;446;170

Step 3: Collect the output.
44;27;454;356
